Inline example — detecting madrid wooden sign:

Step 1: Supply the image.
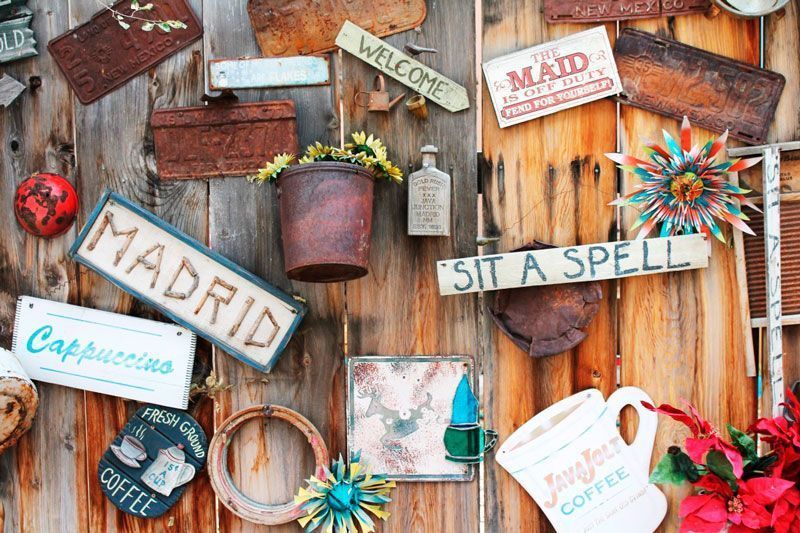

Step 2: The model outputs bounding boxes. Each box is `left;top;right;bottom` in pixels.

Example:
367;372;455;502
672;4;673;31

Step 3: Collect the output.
437;234;708;296
335;20;469;113
70;190;306;373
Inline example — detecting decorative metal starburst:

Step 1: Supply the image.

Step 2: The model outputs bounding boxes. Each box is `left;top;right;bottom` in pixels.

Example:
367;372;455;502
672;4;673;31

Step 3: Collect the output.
607;117;762;242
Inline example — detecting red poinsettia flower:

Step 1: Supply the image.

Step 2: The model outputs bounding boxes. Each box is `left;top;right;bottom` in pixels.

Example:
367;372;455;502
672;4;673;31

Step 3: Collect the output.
750;388;800;478
644;400;744;477
771;487;800;533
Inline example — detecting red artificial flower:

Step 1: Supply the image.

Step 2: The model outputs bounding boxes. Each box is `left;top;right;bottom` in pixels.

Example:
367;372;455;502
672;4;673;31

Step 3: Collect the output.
644;400;744;477
771;487;800;533
750;388;800;478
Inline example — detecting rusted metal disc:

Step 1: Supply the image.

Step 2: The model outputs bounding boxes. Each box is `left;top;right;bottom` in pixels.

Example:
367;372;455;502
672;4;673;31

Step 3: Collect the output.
489;242;602;358
207;405;329;525
0;348;38;455
714;0;788;16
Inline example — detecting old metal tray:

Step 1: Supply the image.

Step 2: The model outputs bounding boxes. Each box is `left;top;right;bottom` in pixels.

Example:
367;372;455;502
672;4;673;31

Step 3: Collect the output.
545;0;709;22
48;0;202;105
614;29;785;144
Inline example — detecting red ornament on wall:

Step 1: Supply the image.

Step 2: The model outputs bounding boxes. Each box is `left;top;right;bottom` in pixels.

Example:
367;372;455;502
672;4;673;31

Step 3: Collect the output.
14;174;79;238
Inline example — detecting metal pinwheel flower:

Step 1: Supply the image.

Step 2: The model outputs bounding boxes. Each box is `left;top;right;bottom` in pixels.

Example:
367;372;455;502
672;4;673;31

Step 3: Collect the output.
607;117;762;242
295;451;395;533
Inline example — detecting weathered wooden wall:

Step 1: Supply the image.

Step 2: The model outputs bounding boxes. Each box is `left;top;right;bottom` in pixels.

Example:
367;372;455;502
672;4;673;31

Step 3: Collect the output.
0;1;796;532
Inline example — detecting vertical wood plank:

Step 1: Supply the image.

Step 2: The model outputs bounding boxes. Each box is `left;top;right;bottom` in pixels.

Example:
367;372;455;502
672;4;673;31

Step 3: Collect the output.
339;1;481;531
67;0;214;531
617;15;759;533
480;3;618;531
0;1;86;531
203;2;345;532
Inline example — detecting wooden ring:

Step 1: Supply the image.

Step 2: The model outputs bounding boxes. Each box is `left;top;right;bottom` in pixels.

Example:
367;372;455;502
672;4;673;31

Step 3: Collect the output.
207;405;329;525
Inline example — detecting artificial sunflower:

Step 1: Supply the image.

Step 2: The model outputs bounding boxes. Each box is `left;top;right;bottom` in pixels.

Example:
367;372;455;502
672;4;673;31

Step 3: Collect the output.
251;153;295;183
301;142;337;163
607;117;762;242
295;451;395;533
345;131;385;158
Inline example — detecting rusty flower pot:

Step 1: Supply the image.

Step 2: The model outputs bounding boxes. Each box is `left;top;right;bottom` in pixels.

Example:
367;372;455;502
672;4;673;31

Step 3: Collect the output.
277;162;375;283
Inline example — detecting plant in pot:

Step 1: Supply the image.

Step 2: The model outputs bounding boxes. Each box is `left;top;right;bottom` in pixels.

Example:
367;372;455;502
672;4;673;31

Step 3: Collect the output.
251;132;403;283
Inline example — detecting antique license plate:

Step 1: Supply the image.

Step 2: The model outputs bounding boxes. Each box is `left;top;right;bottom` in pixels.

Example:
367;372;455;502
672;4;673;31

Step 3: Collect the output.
208;56;330;90
47;0;202;105
545;0;709;22
151;100;298;180
482;27;621;128
615;29;785;144
70;191;306;373
247;0;426;57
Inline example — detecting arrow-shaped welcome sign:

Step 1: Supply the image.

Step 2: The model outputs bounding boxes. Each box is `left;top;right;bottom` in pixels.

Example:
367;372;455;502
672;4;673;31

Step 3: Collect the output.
437;234;709;295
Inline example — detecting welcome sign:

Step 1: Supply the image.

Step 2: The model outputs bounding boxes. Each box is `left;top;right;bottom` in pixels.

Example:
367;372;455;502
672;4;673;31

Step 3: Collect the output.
70;190;306;373
12;296;195;408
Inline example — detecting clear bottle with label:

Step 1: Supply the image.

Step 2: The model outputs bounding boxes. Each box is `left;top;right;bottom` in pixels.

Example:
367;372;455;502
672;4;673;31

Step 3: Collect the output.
407;145;451;237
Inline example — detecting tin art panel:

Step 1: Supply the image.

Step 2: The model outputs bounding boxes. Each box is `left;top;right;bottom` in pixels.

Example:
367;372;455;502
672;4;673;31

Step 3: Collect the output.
347;355;474;481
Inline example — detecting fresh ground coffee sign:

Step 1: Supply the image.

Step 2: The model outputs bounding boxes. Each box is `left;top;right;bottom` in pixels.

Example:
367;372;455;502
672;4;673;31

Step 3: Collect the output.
482;26;621;128
70;191;306;372
437;234;708;296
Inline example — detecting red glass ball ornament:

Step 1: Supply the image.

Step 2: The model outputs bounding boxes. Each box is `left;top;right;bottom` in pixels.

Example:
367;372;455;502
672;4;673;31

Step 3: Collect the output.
14;173;79;238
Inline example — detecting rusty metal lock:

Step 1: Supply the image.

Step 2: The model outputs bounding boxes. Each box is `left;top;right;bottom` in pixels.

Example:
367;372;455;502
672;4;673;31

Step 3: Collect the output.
354;74;406;112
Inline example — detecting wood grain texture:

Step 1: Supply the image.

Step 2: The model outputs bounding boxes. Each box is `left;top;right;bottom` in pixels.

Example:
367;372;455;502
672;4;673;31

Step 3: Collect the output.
617;15;758;533
203;1;344;532
481;2;618;530
340;1;480;530
0;1;86;531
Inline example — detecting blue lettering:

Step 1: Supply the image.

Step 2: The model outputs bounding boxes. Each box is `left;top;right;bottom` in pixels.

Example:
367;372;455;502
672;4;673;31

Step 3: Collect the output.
27;325;53;353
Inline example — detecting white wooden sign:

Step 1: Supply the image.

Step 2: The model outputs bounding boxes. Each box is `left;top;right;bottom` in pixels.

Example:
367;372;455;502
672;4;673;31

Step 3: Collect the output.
335;20;469;113
437;234;708;296
208;56;330;90
70;191;306;373
482;26;621;128
12;296;196;409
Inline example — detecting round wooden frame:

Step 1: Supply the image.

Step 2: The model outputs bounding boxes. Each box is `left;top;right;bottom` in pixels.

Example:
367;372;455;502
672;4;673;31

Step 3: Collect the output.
207;405;329;525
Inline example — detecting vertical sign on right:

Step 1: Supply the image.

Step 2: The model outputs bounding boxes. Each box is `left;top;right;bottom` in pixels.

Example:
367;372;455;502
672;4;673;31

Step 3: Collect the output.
764;146;784;415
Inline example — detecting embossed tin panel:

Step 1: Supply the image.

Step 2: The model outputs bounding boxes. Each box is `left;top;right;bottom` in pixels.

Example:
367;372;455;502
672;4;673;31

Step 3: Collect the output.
247;0;427;57
614;29;785;144
545;0;709;22
151;100;298;180
47;0;202;105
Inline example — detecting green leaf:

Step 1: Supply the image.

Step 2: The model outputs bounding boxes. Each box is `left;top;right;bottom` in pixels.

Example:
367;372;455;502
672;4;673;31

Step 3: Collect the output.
650;453;691;485
706;450;736;483
117;19;131;30
130;0;139;8
744;453;779;478
141;21;154;31
157;22;171;32
138;3;154;10
728;425;757;461
166;20;187;29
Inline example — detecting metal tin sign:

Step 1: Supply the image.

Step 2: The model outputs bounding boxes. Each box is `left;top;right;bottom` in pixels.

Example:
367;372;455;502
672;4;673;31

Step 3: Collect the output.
437;234;709;296
69;191;306;373
12;296;196;409
0;0;29;21
99;405;207;518
247;0;426;57
47;0;202;105
545;0;709;23
0;4;35;64
0;73;24;107
482;26;621;128
615;29;785;145
336;21;469;113
151;100;298;180
209;56;330;90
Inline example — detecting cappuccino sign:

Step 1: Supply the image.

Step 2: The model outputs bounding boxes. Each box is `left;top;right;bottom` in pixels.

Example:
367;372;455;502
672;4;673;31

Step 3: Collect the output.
70;191;306;373
482;26;621;128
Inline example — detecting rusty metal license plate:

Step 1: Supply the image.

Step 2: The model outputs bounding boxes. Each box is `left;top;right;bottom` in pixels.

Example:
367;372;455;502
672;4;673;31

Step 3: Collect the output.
47;0;201;105
247;0;427;57
151;100;299;180
545;0;709;22
615;29;785;144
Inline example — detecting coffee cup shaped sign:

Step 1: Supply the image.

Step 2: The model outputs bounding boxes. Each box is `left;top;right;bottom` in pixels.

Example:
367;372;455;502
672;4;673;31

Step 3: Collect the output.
98;405;207;518
495;388;666;533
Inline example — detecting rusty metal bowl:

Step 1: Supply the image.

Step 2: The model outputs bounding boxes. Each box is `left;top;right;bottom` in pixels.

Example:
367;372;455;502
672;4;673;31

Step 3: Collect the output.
277;162;375;283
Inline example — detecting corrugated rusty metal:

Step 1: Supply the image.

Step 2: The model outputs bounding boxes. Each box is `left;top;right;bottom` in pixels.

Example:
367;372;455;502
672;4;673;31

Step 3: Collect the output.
151;100;298;180
545;0;709;22
47;0;202;105
744;200;800;319
246;0;427;57
614;29;785;144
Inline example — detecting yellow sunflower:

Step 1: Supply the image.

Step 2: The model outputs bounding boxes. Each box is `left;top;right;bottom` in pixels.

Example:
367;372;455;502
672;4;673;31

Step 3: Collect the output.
250;153;295;183
303;142;336;161
345;131;385;158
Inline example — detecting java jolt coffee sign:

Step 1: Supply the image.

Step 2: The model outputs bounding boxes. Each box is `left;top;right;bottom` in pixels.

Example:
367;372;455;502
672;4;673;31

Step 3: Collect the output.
482;26;621;128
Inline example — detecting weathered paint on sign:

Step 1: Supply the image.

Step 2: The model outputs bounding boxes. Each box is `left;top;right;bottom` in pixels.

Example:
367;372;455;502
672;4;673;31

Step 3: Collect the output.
437;234;709;296
12;296;196;409
0;73;24;106
544;0;709;23
48;0;202;104
0;0;29;20
69;191;306;373
0;6;35;64
247;0;426;57
615;29;785;144
482;26;621;128
99;405;207;518
408;146;451;237
763;146;784;415
208;56;330;90
336;20;469;113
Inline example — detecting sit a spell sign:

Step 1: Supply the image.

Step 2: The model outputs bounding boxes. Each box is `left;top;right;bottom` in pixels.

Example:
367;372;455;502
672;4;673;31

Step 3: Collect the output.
437;234;709;296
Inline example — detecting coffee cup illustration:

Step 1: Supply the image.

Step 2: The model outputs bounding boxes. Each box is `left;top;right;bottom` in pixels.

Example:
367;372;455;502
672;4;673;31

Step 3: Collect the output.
496;387;666;533
141;444;196;497
110;435;147;468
